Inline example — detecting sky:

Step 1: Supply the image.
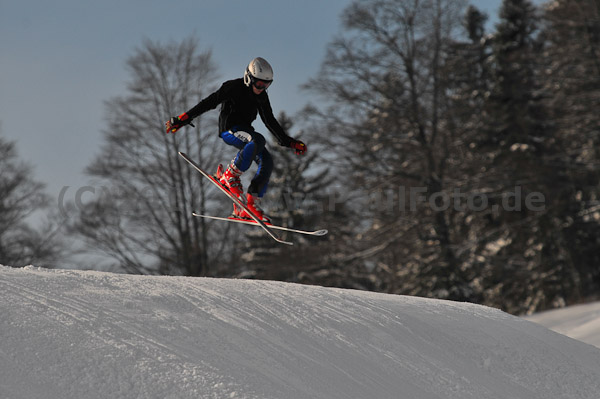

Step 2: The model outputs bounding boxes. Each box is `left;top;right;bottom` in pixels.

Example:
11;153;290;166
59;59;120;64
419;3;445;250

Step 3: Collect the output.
0;0;504;224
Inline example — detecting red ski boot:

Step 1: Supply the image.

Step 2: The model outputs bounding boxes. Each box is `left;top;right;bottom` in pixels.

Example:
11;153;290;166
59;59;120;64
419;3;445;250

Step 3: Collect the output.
217;162;244;200
238;193;271;223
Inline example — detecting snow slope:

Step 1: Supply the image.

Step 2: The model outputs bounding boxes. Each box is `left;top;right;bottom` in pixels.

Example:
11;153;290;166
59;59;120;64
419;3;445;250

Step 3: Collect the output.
526;301;600;349
2;265;600;399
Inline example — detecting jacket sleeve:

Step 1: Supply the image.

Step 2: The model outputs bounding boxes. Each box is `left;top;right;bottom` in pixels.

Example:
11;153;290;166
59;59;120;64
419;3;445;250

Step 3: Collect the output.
185;82;232;120
257;94;293;147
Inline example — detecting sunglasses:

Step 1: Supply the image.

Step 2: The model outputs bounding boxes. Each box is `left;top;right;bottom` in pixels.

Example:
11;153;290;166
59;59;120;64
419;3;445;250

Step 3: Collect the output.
252;78;272;90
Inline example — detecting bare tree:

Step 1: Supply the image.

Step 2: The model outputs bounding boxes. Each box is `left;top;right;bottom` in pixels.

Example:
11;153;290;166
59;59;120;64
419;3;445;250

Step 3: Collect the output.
69;37;233;275
304;0;471;299
0;131;62;267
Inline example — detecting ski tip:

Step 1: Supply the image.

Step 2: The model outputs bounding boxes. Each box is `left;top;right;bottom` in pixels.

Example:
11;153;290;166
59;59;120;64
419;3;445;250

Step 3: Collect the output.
314;229;329;236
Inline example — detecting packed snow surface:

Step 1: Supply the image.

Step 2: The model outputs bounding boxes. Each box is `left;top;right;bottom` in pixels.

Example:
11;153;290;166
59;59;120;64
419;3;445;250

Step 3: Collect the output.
2;265;600;399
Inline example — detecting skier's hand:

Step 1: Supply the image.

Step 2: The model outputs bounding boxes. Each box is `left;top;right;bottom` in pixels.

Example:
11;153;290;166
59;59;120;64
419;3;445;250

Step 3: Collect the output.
290;140;307;155
165;113;191;133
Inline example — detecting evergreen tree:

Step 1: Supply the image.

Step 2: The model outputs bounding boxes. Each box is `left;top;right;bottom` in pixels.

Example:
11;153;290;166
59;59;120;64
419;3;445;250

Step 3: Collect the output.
539;0;600;302
472;0;577;313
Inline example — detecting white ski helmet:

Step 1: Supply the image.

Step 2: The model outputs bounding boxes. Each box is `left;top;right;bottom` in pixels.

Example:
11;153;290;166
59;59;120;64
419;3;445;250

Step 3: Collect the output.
244;57;273;89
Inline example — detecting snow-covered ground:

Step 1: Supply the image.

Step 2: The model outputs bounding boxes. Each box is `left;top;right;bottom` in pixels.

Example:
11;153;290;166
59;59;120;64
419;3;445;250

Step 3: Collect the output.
2;265;600;399
526;301;600;349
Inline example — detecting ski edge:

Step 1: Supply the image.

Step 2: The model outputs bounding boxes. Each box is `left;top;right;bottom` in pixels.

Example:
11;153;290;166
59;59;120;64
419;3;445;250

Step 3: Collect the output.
192;212;329;236
178;152;293;246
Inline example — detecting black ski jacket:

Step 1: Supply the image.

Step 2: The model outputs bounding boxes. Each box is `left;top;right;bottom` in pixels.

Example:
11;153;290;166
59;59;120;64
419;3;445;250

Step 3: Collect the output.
185;78;293;147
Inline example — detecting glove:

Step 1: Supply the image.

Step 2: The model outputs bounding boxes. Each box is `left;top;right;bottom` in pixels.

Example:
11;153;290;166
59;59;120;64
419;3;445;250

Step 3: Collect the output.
165;112;191;133
290;139;307;155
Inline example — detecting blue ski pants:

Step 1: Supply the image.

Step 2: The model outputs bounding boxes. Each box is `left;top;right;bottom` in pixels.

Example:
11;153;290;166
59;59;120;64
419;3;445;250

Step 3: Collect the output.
220;127;273;197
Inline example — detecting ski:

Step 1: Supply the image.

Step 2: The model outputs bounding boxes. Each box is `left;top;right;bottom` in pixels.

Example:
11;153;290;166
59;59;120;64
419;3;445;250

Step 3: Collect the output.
192;212;329;236
178;151;294;246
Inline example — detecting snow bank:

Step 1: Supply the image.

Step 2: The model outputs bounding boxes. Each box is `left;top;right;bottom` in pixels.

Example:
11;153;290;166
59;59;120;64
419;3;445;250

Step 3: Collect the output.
2;265;600;399
526;301;600;349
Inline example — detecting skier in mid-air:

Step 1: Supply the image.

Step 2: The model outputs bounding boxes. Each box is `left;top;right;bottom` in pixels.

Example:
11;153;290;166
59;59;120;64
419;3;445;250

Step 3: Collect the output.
166;57;306;223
